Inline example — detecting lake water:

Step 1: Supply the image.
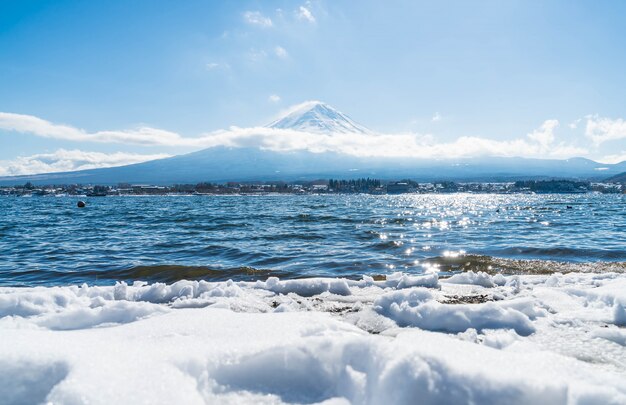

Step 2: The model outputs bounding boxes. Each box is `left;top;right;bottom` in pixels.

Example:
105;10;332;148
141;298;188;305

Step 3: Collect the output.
1;193;625;286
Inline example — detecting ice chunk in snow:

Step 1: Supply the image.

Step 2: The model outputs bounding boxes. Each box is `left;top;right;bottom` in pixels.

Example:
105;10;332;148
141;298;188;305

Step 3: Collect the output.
544;274;561;287
482;329;522;349
396;273;439;289
374;288;535;335
614;302;626;326
255;277;351;297
442;271;495;287
493;273;507;286
497;297;548;320
0;287;81;318
38;301;169;330
506;275;523;293
591;328;626;346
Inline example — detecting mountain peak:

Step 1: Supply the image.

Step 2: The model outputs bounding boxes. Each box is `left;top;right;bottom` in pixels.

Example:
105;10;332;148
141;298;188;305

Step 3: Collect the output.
266;101;371;134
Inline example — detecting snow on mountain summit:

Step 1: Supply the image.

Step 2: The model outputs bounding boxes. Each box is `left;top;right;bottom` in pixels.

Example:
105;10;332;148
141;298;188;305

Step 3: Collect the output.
267;101;371;134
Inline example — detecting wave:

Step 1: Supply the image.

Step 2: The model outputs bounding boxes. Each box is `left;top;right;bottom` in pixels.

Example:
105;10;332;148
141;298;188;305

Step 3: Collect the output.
421;254;626;275
4;255;625;288
490;246;626;261
3;265;295;286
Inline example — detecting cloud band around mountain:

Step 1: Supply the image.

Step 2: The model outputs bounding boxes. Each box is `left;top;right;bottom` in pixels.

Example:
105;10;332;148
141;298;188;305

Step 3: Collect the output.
2;108;625;176
0;149;171;177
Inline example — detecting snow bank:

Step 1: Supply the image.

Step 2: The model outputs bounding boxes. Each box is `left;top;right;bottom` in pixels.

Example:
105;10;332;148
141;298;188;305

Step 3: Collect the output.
1;271;626;404
374;288;535;335
355;272;439;289
592;328;626;346
442;270;498;287
255;276;352;296
394;272;440;289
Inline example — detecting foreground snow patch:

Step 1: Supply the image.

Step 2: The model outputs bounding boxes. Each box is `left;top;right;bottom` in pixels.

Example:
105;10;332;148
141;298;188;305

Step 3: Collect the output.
1;272;626;404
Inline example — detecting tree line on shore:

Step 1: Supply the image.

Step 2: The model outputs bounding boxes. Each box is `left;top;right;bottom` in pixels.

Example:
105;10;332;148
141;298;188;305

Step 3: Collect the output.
2;178;623;195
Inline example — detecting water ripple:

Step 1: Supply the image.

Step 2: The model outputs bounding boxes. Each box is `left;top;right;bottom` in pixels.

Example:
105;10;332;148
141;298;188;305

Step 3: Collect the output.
1;193;625;286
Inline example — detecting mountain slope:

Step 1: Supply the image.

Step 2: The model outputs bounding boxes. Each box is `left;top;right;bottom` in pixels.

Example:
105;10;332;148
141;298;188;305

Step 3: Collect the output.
1;150;625;186
606;171;626;182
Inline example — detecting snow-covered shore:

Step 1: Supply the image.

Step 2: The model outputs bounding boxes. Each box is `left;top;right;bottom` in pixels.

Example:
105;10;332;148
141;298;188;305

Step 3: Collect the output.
1;271;626;404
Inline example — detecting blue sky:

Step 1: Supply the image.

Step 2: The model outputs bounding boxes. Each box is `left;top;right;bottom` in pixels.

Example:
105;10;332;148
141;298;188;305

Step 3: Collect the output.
1;0;626;175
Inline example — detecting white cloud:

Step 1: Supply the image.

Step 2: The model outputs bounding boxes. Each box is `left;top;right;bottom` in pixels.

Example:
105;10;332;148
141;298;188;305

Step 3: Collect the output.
243;11;273;27
597;151;626;164
568;118;581;129
191;119;586;159
431;112;441;122
0;149;170;176
585;115;626;146
268;94;281;103
206;62;230;70
247;49;268;62
0;112;193;146
274;46;288;59
0;111;588;161
296;5;316;23
526;119;558;150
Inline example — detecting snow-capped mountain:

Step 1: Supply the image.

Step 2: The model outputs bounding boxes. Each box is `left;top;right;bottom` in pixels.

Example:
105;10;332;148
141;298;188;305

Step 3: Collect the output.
266;101;371;134
2;101;626;185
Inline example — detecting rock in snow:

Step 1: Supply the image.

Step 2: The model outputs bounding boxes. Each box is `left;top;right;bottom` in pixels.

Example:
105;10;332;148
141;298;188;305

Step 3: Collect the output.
1;272;626;404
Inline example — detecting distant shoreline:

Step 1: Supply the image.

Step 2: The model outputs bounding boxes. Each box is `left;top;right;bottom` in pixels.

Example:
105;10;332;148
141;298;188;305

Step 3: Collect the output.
2;190;624;196
1;178;624;196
